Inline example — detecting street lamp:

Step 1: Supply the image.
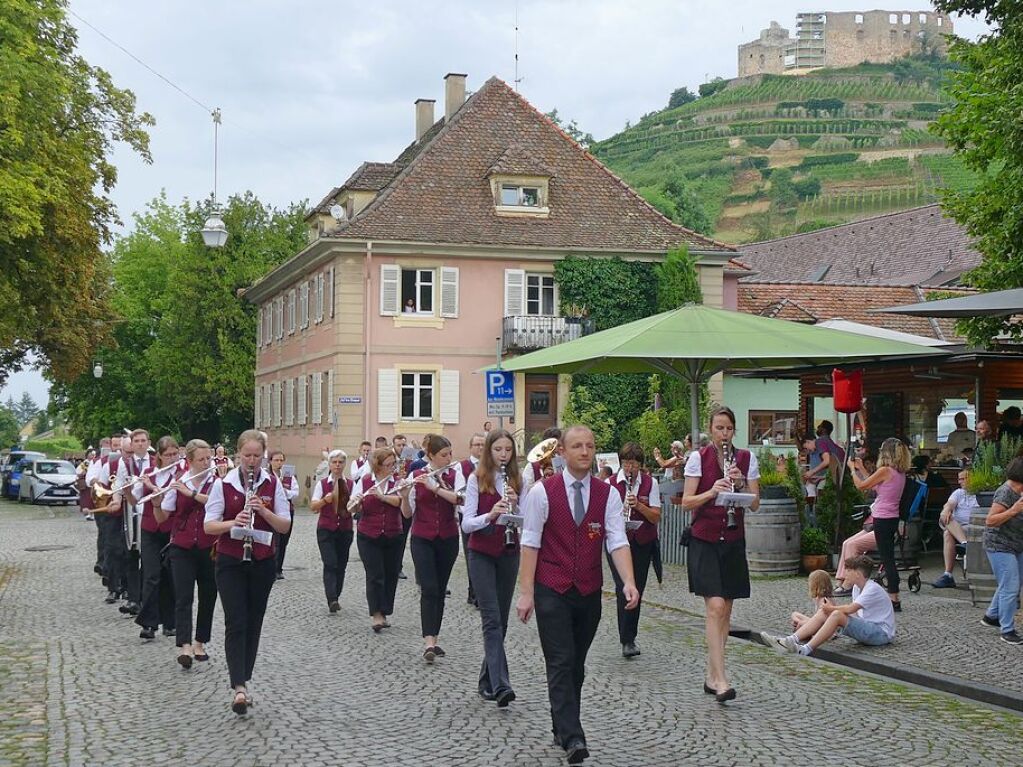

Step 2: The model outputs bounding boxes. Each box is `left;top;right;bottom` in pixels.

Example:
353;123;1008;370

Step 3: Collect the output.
200;107;228;248
93;362;103;379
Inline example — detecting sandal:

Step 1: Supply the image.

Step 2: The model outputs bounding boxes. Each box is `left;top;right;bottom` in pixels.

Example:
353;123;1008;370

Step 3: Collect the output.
232;690;248;715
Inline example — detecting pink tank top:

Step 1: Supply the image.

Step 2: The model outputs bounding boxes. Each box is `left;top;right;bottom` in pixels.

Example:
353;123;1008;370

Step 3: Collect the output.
872;469;906;519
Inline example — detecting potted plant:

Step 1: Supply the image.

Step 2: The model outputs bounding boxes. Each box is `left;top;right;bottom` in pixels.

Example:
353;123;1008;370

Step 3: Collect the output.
967;436;1022;507
800;526;830;573
756;448;792;500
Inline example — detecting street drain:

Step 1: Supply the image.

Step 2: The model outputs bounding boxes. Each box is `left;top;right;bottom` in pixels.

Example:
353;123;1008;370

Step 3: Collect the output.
24;545;73;552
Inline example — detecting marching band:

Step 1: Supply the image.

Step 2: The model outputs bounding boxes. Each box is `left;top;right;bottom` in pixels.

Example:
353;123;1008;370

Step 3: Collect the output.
75;423;727;765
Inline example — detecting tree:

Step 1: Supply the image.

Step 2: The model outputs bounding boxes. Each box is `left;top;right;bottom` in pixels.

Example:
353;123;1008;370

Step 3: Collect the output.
0;0;154;387
52;192;307;444
699;77;727;98
663;178;712;234
543;108;595;148
559;386;615;450
0;406;20;448
667;87;697;109
656;246;703;311
931;1;1023;345
15;393;38;425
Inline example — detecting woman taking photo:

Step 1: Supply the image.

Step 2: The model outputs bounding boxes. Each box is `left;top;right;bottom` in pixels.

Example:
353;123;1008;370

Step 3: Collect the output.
349;448;405;633
158;439;217;669
461;429;520;705
204;430;291;715
310;450;354;614
982;457;1023;644
400;435;461;664
847;437;910;611
133;435;181;641
682;407;760;703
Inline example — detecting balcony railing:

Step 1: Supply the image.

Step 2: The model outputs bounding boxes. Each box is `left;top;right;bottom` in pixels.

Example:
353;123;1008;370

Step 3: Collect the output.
502;315;595;354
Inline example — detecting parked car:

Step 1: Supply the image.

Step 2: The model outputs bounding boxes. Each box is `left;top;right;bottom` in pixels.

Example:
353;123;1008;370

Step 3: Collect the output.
18;459;79;505
1;450;47;500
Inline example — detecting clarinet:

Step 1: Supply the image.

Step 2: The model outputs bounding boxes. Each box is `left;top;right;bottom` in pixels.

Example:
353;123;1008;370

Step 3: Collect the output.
723;440;738;530
501;462;518;550
242;466;257;562
623;468;636;527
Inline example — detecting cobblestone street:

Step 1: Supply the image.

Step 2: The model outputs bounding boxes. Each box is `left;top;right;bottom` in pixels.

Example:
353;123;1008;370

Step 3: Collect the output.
2;502;1023;767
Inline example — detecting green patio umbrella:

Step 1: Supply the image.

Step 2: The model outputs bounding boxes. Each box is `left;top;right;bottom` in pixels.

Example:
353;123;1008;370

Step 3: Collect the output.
497;304;948;443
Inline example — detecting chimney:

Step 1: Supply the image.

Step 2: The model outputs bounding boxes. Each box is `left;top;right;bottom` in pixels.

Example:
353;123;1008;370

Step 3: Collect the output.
415;99;435;142
444;73;467;122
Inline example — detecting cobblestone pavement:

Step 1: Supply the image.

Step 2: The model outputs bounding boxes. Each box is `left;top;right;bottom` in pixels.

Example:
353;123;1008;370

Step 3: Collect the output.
639;547;1023;697
2;501;1023;767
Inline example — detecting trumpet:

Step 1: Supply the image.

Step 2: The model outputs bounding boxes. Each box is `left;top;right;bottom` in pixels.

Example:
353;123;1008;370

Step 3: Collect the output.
722;440;738;530
137;465;214;505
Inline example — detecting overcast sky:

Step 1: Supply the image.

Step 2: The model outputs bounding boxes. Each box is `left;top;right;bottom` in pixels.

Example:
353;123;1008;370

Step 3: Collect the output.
5;1;990;411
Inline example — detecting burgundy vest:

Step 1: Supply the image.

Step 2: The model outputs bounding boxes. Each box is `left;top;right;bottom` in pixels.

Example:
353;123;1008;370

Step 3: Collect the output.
534;475;611;596
531;462;543;481
356;474;403;539
140;465;174;534
610;472;658;546
460;459;475;484
692;445;752;544
216;473;279;560
317;476;353;532
353;457;368;476
468;483;519;557
102;455;122;516
410;467;459;540
170;472;217;550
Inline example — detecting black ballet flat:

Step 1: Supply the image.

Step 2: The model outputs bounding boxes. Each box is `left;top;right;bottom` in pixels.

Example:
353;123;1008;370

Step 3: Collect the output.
177;653;193;670
432;645;446;657
715;688;737;703
892;601;903;612
194;653;209;662
495;689;516;708
372;623;384;634
231;692;247;716
703;683;716;695
424;647;436;664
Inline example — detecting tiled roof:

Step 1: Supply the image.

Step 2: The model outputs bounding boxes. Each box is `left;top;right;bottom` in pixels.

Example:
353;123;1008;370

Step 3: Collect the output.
328;77;732;253
736;205;979;286
738;283;970;342
486;145;554;178
343;162;402;191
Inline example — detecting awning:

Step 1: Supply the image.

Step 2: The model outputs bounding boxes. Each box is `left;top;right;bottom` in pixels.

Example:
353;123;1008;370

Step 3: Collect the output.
872;288;1023;318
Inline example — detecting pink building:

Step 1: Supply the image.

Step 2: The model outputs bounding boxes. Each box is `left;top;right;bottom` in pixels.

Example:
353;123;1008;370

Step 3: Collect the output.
245;73;734;482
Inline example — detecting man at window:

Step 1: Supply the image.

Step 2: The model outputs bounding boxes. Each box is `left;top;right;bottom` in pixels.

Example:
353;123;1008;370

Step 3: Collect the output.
945;412;975;457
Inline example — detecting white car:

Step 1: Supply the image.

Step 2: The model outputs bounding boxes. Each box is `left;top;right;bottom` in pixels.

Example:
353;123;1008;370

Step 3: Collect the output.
18;459;80;505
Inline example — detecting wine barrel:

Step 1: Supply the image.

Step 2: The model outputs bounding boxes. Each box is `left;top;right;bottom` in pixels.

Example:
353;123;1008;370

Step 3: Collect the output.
745;495;800;576
967;504;996;607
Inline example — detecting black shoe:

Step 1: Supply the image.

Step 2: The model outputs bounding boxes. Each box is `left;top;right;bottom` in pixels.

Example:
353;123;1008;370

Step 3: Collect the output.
94;565;103;575
101;575;108;587
104;592;118;604
231;691;247;715
424;647;436;664
479;689;497;701
622;641;640;658
124;601;140;616
177;653;193;669
329;601;340;613
162;627;176;637
981;614;1001;628
275;572;284;581
445;588;451;596
495;689;516;708
892;601;902;613
715;687;737;703
139;627;156;640
703;683;716;695
1001;630;1023;645
565;739;589;764
432;645;445;657
118;602;131;613
194;652;209;662
398;570;408;580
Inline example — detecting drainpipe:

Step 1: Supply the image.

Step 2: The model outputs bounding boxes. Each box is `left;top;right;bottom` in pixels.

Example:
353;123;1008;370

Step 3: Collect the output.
364;241;373;440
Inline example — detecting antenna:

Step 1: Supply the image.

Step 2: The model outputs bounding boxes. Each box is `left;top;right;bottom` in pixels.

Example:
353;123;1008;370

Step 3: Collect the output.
514;1;523;90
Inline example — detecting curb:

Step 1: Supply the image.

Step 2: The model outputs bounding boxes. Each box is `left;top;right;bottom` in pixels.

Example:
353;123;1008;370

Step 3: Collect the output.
620;590;1023;713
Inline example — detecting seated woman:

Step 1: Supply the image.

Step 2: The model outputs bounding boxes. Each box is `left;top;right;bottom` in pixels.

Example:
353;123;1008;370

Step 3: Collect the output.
761;555;895;655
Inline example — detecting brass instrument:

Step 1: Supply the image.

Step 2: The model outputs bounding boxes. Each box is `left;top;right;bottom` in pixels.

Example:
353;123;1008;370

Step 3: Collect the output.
526;437;559;479
90;483;116;511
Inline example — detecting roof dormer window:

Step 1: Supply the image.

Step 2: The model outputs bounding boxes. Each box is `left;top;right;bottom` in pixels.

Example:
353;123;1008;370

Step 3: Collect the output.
487;145;552;218
501;184;541;207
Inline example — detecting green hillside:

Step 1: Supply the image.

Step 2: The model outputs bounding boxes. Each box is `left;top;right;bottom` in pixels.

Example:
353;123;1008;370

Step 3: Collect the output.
591;57;980;243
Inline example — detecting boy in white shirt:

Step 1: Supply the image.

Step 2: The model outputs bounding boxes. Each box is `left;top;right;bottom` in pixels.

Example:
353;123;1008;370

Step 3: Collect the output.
761;555;895;655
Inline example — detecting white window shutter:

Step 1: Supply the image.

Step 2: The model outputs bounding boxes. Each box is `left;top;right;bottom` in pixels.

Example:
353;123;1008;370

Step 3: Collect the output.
265;385;272;426
379;264;400;316
326;368;334;428
256;308;262;347
276;381;284;427
504;269;525;316
378;368;398;424
254;385;261;429
440;267;459;318
288;290;296;334
285;379;294;426
312;371;322;425
439;370;460;424
315;274;324;323
268;383;275;426
300;283;309;328
297;374;307;425
328;266;336;318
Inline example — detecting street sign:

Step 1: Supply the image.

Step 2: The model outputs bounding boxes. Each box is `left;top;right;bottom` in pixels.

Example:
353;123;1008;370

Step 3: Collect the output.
485;370;514;417
338;396;362;405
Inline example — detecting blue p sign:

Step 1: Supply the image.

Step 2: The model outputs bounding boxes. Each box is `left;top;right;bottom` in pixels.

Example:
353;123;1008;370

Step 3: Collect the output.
486;370;514;401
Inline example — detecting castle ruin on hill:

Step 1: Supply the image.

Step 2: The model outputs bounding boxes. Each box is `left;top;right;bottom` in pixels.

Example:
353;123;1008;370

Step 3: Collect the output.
738;10;952;77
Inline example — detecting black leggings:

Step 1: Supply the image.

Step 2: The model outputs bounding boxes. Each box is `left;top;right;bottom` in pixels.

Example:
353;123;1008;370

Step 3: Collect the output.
316;527;353;603
873;517;901;595
410;535;459;637
215;554;276;688
169;545;217;646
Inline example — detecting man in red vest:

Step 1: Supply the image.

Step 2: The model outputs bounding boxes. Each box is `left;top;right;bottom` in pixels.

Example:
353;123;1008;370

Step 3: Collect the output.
517;425;639;765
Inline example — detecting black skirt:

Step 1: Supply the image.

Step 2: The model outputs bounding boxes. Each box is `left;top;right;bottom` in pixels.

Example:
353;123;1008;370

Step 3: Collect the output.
687;537;750;600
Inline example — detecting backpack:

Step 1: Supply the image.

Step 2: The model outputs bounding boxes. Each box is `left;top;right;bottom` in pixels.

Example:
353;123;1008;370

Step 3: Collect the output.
898;475;927;521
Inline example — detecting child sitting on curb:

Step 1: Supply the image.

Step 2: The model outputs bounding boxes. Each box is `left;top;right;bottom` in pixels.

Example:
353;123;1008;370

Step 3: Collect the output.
761;555;895;656
790;569;832;632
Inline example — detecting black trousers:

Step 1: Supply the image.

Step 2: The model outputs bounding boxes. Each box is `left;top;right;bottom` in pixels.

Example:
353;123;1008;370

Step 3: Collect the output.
410;535;459;637
535;583;602;747
608;538;655;644
460;527;476;601
357;533;403;616
169;545;217;646
316;527;353;603
100;515;138;601
873;517;901;595
468;549;518;696
94;515;104;570
215;554;276;688
275;511;293;574
136;529;175;630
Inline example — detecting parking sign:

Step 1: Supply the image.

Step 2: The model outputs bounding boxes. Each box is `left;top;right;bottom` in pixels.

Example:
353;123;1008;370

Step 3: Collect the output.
485;370;514;417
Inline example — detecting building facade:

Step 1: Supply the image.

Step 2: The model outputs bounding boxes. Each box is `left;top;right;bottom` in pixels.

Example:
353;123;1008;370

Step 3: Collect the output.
245;73;734;481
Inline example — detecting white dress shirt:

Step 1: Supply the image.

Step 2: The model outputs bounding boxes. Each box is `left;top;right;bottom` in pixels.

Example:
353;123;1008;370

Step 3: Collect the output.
275;471;300;501
161;470;215;512
348;473;397;506
204;467;290;523
115;453;152;498
349;457;371;481
683;450;762;480
405;464;458;514
614;469;662;509
85;457;104;486
521;468;628;554
460;470;512;534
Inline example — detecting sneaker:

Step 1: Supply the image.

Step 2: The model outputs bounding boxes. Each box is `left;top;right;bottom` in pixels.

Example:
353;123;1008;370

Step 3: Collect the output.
931;573;956;589
760;631;798;655
1000;631;1023;645
981;614;1000;628
832;586;852;597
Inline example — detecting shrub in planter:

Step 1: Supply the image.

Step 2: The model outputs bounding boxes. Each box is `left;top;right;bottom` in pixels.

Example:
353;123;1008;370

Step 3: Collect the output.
967;436;1022;505
800;526;830;556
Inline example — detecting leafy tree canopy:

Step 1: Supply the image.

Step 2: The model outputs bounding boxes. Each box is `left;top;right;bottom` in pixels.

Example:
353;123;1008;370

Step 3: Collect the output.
932;1;1023;345
0;406;20;447
0;0;154;386
667;87;697;110
543;108;595;148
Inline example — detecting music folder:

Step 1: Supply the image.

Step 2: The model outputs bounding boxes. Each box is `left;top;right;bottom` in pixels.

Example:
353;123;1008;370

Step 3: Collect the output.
717;492;756;508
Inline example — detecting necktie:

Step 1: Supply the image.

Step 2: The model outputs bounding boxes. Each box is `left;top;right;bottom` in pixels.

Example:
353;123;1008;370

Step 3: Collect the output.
572;480;585;526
